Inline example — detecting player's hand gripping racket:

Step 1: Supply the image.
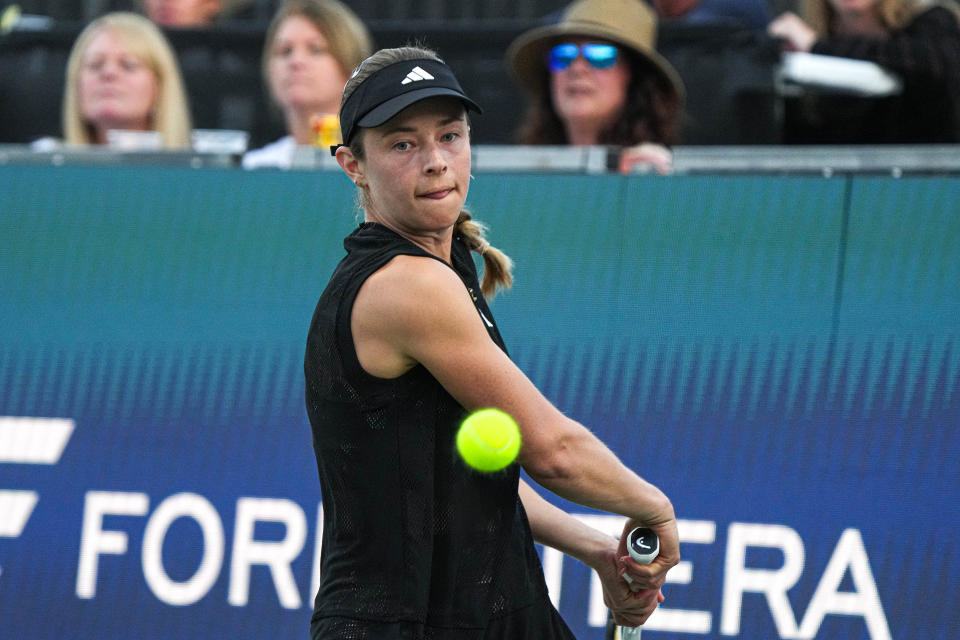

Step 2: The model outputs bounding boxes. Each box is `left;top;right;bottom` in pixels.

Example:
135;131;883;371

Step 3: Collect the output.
604;527;660;640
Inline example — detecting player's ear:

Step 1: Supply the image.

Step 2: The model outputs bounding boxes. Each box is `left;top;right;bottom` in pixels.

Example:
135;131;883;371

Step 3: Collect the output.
336;145;365;187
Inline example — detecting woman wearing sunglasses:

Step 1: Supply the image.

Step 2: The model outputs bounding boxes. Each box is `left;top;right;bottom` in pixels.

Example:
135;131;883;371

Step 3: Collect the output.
507;0;685;174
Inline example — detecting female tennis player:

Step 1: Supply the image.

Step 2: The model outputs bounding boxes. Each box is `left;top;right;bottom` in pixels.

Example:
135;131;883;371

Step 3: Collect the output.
304;45;678;639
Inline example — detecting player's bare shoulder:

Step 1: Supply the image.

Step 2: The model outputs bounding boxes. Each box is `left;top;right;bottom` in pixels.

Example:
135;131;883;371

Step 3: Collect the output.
363;254;463;310
352;254;469;377
354;255;464;338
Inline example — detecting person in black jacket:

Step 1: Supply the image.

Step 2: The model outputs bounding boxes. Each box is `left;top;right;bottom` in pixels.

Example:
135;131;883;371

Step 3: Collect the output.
305;44;679;639
769;0;960;142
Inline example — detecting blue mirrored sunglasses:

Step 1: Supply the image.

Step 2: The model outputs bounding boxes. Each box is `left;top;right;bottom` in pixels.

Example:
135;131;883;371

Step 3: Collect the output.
548;43;619;72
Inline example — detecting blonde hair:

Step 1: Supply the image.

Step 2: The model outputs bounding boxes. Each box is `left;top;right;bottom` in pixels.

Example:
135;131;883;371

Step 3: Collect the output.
455;211;514;299
63;12;192;147
801;0;919;33
341;46;513;299
262;0;373;92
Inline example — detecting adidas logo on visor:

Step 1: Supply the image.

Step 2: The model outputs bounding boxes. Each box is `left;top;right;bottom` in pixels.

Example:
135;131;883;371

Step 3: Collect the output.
401;66;435;85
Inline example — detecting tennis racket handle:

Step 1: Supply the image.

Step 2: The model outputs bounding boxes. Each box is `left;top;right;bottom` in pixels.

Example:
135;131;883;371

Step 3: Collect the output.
619;527;660;639
621;625;643;639
622;527;659;586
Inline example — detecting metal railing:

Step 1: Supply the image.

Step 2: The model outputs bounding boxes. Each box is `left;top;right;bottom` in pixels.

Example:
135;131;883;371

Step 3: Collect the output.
3;143;959;176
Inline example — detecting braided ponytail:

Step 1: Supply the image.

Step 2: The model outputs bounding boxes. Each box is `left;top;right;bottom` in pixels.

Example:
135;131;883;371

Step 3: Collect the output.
455;211;513;299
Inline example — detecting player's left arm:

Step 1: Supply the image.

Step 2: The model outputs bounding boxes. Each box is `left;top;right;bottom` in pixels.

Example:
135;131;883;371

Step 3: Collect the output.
519;479;662;626
356;256;678;590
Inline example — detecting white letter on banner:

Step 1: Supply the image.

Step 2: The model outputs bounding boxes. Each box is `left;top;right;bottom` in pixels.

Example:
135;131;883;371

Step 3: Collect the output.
721;523;803;637
310;502;324;604
142;493;224;606
0;416;74;463
228;497;307;609
541;545;565;608
797;529;891;640
0;490;38;537
76;491;149;599
643;519;715;634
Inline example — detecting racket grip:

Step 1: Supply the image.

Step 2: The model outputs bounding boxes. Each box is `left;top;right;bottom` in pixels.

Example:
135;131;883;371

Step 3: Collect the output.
622;527;659;586
622;625;643;639
619;527;660;639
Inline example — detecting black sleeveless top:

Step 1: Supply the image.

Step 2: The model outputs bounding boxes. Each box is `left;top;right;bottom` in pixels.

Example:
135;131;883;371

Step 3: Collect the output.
304;223;548;636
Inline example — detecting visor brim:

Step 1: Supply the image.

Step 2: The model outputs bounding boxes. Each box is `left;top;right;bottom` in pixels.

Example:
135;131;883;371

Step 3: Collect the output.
356;87;483;130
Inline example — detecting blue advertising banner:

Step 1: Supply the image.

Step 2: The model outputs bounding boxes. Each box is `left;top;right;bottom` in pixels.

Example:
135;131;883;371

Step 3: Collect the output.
1;165;957;639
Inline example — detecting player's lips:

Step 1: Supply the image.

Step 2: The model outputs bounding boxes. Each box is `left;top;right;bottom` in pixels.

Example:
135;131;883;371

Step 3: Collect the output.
418;187;455;199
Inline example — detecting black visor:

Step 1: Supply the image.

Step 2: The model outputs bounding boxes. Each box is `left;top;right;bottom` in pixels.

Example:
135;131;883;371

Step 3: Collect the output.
334;58;482;155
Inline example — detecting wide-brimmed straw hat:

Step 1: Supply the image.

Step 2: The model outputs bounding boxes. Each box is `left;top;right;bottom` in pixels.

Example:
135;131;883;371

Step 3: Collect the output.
506;0;685;105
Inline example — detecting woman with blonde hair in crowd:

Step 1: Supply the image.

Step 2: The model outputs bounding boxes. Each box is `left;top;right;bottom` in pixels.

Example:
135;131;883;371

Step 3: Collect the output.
61;12;192;148
506;0;686;174
768;0;960;142
242;0;372;169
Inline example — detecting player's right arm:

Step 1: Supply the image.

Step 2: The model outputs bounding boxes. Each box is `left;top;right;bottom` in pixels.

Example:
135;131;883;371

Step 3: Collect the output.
352;254;679;589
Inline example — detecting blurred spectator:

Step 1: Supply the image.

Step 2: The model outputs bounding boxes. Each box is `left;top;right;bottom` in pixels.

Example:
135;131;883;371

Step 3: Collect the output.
138;0;258;27
654;0;773;30
506;0;685;174
52;11;192;147
5;0;274;25
242;0;371;169
769;0;960;142
0;1;95;23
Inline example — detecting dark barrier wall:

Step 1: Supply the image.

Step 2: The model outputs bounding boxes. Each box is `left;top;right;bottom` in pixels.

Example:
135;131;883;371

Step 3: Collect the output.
1;165;958;639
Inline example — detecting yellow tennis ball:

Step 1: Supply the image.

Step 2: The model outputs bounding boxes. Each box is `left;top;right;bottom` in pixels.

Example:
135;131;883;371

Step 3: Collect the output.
456;408;521;472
